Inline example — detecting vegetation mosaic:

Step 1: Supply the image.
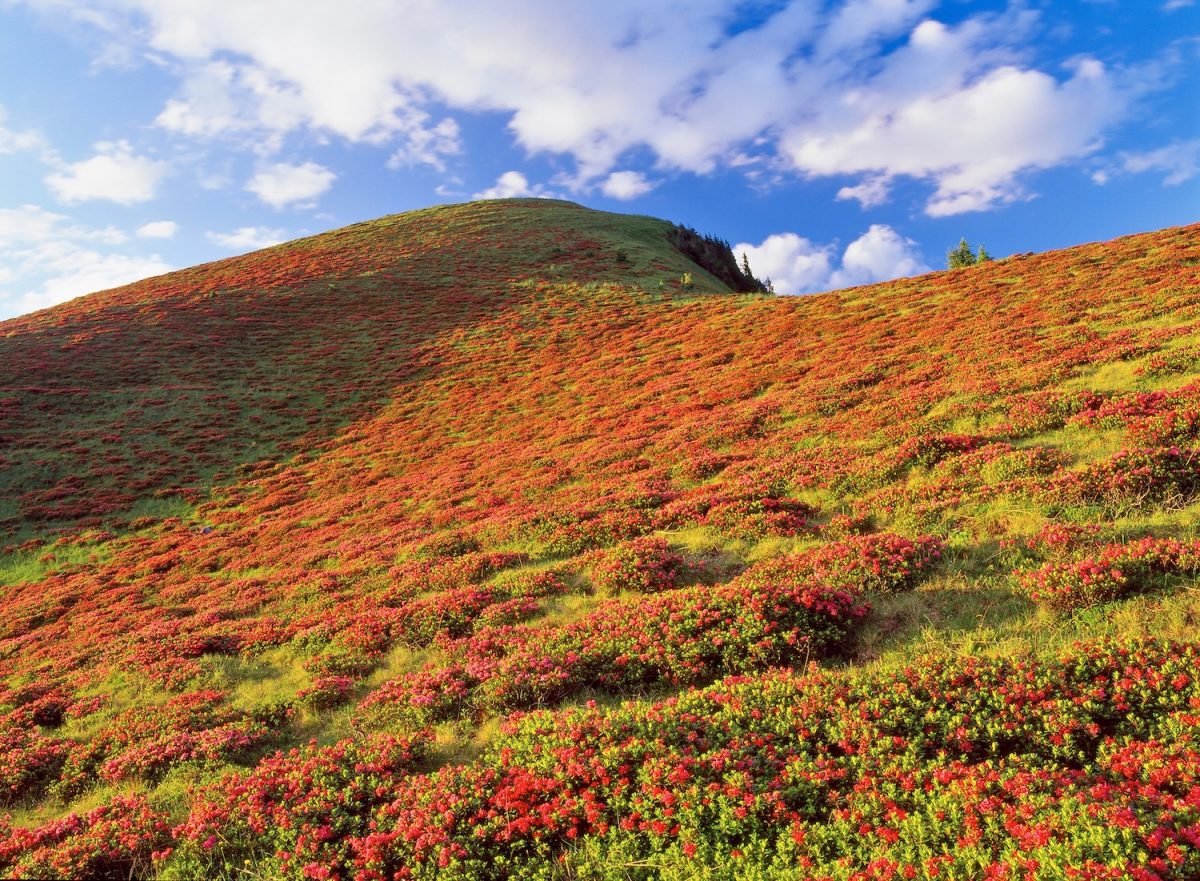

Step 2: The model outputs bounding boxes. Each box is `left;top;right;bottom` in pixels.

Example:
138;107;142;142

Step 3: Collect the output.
2;198;1200;879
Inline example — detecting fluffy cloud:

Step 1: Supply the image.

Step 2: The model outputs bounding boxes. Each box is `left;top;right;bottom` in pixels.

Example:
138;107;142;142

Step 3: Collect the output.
735;224;930;295
136;220;179;238
784;46;1128;216
31;1;1149;214
830;225;931;288
734;233;835;294
44;140;168;205
205;226;287;251
472;171;555;200
0;205;170;318
600;171;655;200
246;161;336;208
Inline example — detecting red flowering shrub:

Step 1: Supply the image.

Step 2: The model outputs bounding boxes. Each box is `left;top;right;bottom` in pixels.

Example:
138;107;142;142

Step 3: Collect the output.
531;512;629;556
0;794;170;880
393;586;504;647
674;449;730;481
1129;404;1200;447
893;433;985;469
169;731;428;880
1068;390;1172;429
355;580;865;729
411;531;480;561
355;665;475;731
590;537;683;595
488;567;572;599
1017;536;1200;612
1039;447;1200;515
738;533;944;595
0;710;70;805
820;512;874;539
997;521;1104;568
52;690;290;799
296;675;357;711
978;445;1070;483
1002;390;1104;435
342;640;1200;881
476;596;543;627
703;495;816;541
1137;345;1200;377
4;181;1200;881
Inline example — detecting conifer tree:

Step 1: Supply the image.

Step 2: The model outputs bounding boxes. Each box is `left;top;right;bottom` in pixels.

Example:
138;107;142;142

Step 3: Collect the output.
947;238;977;269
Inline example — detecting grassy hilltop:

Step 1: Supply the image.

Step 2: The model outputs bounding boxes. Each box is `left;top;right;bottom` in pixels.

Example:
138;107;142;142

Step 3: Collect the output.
2;199;1200;879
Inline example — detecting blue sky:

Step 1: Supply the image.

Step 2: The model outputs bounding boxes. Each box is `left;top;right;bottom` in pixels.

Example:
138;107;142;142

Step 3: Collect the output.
0;0;1196;319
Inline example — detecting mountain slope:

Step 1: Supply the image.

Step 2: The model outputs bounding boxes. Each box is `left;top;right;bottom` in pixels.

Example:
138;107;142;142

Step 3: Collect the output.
0;198;739;543
2;202;1200;880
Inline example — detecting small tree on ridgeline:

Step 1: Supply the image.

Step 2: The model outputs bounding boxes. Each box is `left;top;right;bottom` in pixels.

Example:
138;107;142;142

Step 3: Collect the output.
947;238;994;269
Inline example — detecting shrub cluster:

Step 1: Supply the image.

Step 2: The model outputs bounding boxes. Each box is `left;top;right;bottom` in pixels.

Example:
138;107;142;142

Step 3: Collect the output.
589;537;683;595
1017;536;1200;612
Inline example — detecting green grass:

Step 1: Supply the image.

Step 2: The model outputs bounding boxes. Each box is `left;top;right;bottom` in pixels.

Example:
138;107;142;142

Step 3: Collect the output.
0;539;112;587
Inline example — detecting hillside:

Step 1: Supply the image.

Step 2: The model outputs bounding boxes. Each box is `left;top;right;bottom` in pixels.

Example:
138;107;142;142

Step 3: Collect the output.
3;200;1200;880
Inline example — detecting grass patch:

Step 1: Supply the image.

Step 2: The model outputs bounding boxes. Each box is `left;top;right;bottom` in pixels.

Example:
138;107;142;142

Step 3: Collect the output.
0;539;111;587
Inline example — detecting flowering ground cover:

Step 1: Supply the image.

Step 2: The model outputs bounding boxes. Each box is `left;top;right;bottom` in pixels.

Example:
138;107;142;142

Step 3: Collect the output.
1;199;1200;878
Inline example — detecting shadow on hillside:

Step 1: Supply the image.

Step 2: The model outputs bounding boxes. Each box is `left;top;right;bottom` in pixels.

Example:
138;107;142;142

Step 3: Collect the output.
0;201;634;545
849;585;1037;664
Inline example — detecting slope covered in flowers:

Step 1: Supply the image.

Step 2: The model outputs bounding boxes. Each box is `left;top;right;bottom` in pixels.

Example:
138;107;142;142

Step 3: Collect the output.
2;199;1200;879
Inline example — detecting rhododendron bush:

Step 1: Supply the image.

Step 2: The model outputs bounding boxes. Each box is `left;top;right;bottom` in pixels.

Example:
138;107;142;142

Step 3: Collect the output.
1;201;1199;878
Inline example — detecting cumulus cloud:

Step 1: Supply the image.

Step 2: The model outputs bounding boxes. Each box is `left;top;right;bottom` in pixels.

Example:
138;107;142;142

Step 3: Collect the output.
472;171;555;200
44;140;168;205
600;170;655;200
136;219;179;238
205;226;287;251
735;224;930;295
27;0;1152;214
246;161;336;208
784;51;1128;216
0;204;170;318
829;225;931;288
734;233;835;294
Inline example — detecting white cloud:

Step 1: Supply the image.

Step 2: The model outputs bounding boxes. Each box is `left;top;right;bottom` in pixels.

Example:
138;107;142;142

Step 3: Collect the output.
1118;139;1200;186
136;219;179;238
829;224;931;287
27;1;1151;213
0;204;170;319
155;60;307;147
836;175;891;208
472;171;555;200
0;106;48;156
44;140;168;205
1163;0;1194;10
785;52;1129;216
736;224;929;295
387;117;462;171
246;161;336;208
600;170;655;200
734;233;835;294
205;226;287;250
